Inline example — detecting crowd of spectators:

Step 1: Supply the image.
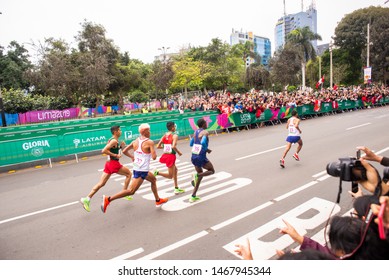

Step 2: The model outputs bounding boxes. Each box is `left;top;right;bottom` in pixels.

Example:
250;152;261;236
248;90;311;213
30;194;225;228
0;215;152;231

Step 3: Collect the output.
174;85;389;117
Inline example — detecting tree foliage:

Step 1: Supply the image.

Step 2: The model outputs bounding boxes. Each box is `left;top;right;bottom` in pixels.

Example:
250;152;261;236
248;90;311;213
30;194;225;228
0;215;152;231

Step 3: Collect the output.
334;6;389;84
0;41;32;90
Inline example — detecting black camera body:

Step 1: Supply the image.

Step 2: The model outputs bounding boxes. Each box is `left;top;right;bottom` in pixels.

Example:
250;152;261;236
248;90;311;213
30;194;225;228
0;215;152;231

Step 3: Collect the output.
326;157;367;182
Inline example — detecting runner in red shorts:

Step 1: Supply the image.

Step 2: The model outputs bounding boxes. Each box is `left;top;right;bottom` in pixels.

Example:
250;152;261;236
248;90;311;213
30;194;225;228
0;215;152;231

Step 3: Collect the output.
80;125;133;212
154;121;184;194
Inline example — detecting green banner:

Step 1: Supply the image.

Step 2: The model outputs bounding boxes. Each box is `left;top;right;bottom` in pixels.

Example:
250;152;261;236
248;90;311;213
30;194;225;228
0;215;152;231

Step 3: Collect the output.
0;135;59;166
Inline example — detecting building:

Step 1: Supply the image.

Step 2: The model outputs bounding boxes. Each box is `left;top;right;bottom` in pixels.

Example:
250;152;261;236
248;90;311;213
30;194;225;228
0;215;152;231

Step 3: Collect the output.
316;43;329;56
230;29;271;66
274;2;318;52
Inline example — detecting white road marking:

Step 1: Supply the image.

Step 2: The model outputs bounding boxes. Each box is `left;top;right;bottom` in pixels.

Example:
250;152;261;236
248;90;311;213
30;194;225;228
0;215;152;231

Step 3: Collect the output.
346;123;371;130
235;145;286;161
110;248;144;260
137;231;209;260
0;201;79;225
161;177;252;211
223;197;341;260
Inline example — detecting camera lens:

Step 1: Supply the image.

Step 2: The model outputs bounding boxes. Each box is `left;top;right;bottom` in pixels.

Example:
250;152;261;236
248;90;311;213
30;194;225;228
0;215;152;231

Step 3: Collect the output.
327;161;341;177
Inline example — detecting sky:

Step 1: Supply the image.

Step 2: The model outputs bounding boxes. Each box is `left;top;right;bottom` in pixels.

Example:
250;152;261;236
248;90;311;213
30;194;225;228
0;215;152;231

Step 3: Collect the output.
0;0;387;63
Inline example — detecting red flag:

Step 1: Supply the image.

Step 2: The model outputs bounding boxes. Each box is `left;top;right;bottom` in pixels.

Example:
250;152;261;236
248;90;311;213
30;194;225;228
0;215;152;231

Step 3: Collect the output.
316;76;325;89
314;100;321;112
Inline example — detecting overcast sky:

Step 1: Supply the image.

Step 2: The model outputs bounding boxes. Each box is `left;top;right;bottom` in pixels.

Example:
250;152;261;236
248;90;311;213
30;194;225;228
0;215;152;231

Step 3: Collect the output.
0;0;387;63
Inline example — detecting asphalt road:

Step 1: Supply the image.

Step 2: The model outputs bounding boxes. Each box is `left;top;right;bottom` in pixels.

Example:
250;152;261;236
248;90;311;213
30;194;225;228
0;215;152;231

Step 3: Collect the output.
1;106;388;260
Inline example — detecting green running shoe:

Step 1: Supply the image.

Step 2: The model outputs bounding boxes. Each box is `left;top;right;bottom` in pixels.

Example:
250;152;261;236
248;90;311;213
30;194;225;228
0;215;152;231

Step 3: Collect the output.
153;169;159;176
191;173;198;187
189;196;200;203
174;188;185;194
80;197;90;212
124;196;133;201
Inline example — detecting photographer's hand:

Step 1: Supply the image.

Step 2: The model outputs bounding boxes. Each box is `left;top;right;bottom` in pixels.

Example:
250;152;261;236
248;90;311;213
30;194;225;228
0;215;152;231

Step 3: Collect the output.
357;158;381;194
348;186;363;198
279;219;304;245
356;146;383;163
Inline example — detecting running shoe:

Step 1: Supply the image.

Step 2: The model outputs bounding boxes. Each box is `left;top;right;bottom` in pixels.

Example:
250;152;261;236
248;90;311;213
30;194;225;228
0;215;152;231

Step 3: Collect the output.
174;187;185;194
80;197;90;212
191;173;198;187
124;196;133;201
293;153;300;161
101;195;110;213
189;196;201;203
155;197;168;207
153;169;159;176
280;158;285;168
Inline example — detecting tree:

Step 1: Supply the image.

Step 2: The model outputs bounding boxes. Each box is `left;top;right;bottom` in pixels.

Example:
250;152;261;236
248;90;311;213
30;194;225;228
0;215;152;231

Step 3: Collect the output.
25;38;79;107
0;41;32;90
286;26;322;90
150;59;174;107
269;46;301;88
109;58;151;111
171;55;203;98
76;20;119;110
334;6;389;84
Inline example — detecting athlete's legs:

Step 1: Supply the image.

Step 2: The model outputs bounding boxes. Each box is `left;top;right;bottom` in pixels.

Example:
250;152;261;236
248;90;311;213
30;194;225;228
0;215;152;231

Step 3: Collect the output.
146;171;161;201
173;165;179;187
156;166;174;179
192;166;203;197
117;166;132;190
87;172;111;199
282;142;292;159
193;161;215;197
296;139;303;154
109;177;144;201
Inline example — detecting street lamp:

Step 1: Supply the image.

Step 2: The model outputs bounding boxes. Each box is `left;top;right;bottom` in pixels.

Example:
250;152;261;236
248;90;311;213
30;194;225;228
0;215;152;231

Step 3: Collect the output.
158;46;170;110
329;40;333;90
0;12;6;126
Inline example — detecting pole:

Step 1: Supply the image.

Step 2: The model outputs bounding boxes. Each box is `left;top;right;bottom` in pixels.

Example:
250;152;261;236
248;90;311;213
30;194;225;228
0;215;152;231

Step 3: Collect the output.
319;56;321;81
0;87;7;127
367;23;370;67
330;41;333;89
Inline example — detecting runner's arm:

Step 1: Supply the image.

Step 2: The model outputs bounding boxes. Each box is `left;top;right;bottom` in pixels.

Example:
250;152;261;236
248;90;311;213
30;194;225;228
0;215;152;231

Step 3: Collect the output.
156;136;164;149
172;134;182;156
102;139;120;159
149;140;157;160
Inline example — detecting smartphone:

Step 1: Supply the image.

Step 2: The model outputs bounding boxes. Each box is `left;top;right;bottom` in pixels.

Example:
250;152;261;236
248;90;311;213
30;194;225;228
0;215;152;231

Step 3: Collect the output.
378;200;387;240
356;150;361;159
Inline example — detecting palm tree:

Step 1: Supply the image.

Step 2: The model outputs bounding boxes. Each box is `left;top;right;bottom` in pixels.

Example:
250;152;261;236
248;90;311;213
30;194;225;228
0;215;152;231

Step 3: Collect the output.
286;26;322;90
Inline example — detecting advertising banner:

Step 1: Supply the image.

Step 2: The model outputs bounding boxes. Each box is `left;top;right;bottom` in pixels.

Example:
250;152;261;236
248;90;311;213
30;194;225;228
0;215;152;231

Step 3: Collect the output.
0;135;59;166
18;108;80;124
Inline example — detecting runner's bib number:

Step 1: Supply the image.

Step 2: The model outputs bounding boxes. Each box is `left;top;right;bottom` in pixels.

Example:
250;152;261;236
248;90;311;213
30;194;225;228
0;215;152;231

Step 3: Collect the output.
192;144;202;155
133;156;146;168
163;144;172;153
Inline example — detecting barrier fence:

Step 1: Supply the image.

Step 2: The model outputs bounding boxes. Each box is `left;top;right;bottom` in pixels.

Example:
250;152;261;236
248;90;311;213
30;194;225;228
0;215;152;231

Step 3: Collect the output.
0;98;388;167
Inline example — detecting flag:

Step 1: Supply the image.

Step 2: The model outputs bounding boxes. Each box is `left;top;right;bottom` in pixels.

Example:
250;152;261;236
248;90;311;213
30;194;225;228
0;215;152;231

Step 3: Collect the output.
333;84;338;90
316;76;325;89
314;100;321;112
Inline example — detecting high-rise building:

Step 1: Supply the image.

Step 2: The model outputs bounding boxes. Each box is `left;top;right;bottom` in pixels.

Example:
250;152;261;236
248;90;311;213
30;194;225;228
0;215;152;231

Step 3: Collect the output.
274;2;318;52
230;29;271;66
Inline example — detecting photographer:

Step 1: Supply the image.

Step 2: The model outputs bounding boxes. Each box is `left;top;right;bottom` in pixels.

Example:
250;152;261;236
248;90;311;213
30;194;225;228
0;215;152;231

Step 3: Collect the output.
354;147;389;196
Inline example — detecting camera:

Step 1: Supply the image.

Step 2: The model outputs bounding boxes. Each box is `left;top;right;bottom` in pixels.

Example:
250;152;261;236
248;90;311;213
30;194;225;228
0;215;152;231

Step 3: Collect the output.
383;167;389;183
326;157;367;182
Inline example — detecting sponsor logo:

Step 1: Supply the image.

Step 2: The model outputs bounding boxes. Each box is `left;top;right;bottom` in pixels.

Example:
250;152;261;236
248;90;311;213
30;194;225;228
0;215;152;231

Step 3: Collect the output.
240;113;252;124
22;140;50;158
22;140;50;150
73;136;106;148
37;110;71;121
124;131;133;140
